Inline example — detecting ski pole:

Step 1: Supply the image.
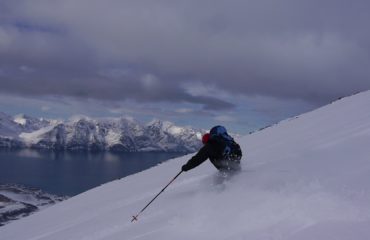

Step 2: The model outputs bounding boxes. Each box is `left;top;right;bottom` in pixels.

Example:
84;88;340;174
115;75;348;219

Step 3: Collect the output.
131;170;183;222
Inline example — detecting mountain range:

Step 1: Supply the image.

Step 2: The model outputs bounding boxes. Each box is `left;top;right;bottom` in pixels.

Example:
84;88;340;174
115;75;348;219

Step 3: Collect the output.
0;113;204;153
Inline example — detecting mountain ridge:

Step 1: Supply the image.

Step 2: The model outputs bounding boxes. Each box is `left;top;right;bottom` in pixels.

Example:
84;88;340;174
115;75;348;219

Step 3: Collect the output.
0;114;204;153
0;184;67;227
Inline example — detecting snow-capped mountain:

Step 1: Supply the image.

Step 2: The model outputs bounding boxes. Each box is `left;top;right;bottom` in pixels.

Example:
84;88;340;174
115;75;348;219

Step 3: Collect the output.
0;184;67;226
0;113;25;148
1;90;370;239
13;114;50;132
0;114;204;153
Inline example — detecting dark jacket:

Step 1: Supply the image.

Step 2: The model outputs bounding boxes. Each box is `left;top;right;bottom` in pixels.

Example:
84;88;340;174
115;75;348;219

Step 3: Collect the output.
182;138;241;171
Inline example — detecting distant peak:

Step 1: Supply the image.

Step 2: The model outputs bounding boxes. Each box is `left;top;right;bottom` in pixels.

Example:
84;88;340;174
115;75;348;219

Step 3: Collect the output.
68;115;92;123
147;119;162;126
13;114;31;126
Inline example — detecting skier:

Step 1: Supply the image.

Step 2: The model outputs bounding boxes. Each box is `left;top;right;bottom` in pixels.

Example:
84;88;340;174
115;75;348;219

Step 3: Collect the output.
181;126;242;172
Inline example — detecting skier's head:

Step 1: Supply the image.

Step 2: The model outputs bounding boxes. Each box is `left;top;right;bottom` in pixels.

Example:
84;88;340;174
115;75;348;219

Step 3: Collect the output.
210;125;227;136
202;133;210;144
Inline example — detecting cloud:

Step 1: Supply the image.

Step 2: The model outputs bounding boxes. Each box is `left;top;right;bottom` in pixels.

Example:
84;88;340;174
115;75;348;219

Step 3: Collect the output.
1;0;370;110
214;115;236;123
175;108;193;114
41;105;50;112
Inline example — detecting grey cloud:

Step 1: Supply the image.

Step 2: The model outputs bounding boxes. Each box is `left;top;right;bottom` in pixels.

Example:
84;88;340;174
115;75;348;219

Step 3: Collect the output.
1;0;370;109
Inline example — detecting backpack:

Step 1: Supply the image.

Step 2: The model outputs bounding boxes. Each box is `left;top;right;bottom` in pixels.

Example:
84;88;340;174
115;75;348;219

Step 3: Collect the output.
209;126;242;162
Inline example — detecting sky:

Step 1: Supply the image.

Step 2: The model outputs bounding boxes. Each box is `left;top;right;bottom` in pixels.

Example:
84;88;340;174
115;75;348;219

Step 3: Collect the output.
1;0;369;134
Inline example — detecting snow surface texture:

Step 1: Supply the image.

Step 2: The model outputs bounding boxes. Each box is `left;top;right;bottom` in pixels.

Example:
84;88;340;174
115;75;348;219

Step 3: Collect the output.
0;115;203;153
1;91;370;239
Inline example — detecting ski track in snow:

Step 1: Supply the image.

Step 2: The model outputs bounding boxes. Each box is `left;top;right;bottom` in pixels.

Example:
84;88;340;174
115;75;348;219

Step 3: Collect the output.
1;91;370;239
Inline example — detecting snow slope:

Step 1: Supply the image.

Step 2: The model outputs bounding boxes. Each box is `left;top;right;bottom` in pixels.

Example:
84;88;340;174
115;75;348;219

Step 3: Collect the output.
1;91;370;239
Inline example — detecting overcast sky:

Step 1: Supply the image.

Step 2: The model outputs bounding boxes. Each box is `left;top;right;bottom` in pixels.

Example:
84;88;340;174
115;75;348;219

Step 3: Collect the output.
1;0;369;134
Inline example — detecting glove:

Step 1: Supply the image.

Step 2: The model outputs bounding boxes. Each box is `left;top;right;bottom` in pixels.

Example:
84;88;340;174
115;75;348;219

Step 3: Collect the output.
181;164;190;172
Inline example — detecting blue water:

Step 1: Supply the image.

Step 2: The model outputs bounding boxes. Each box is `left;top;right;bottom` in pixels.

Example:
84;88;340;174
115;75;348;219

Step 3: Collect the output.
0;149;184;196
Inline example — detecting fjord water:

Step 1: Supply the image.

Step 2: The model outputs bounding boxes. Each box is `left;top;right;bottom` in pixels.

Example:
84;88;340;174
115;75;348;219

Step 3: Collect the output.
0;149;184;196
